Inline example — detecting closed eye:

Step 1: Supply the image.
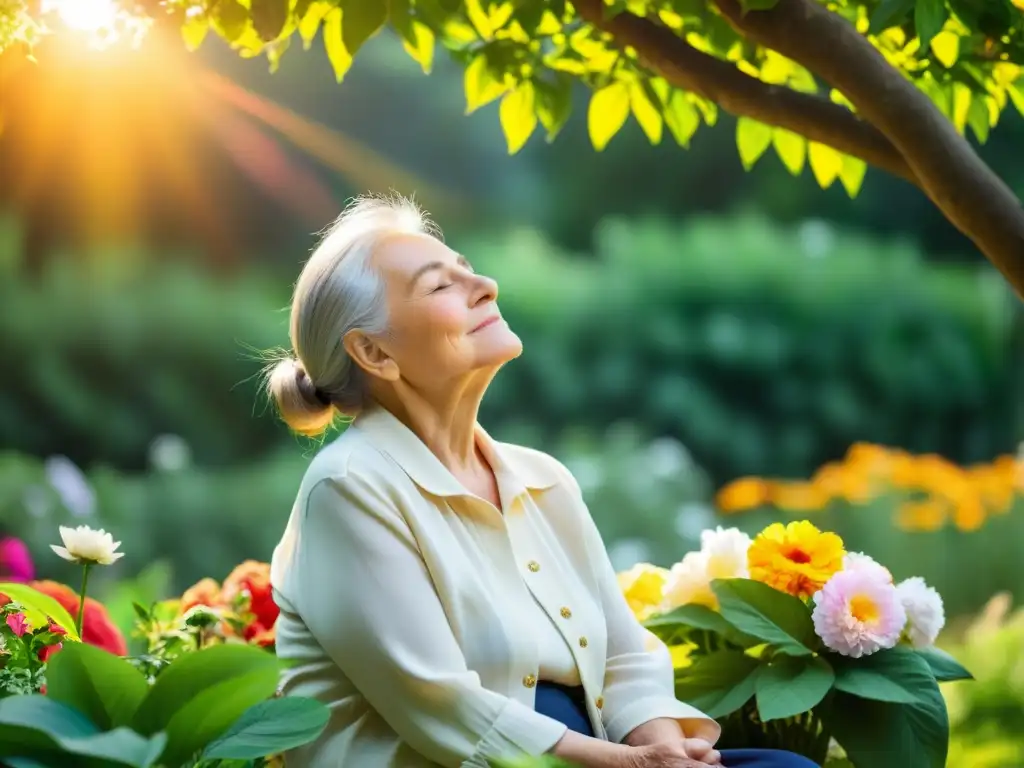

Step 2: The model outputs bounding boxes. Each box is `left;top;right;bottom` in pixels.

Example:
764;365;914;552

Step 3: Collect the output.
431;283;452;293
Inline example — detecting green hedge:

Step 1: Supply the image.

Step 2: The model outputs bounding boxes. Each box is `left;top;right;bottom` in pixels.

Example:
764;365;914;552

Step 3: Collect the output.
1;212;1018;483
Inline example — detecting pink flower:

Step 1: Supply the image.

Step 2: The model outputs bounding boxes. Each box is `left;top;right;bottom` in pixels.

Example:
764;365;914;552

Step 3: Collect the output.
0;537;34;583
6;613;29;637
812;568;906;658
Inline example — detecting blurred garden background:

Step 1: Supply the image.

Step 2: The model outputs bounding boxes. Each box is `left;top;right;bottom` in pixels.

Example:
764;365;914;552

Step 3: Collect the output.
1;3;1024;764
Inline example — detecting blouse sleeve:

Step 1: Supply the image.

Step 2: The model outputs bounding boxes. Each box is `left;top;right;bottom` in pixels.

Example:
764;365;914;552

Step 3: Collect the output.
286;474;567;768
563;469;722;745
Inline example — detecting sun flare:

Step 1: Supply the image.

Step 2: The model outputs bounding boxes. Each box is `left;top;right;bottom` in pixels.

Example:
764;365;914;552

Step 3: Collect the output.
42;0;121;33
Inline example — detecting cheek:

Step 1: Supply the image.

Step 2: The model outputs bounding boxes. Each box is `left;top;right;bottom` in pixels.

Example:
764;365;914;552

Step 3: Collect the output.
393;299;466;351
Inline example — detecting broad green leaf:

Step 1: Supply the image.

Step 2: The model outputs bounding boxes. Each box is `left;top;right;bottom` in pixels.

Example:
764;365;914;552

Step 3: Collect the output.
711;579;819;656
917;647;973;682
839;154;868;197
0;695;166;768
0;583;80;641
160;668;281;767
754;655;834;721
967;95;990;142
535;76;573;142
772;128;806;174
181;12;209;51
1008;82;1024;118
389;0;434;72
736;117;773;170
322;9;353;82
212;0;249;42
821;685;949;768
868;0;915;34
202;697;330;759
588;82;631;152
341;0;387;57
465;0;493;38
250;0;290;42
808;142;843;188
500;82;538;154
663;90;699;148
929;30;958;67
674;650;761;718
132;644;281;737
464;53;509;114
45;642;149;731
951;81;971;132
644;604;758;648
831;646;937;704
629;82;663;144
914;0;948;52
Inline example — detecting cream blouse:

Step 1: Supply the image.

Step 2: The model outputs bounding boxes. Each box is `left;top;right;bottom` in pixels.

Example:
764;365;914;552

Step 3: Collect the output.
270;407;719;768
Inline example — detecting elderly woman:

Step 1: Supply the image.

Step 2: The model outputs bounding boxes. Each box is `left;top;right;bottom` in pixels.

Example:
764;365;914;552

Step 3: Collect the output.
268;196;818;768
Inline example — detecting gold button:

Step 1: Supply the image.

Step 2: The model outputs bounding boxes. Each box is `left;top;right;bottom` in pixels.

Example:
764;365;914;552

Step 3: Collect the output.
522;674;537;688
527;560;540;573
560;606;572;619
578;636;588;648
596;695;604;709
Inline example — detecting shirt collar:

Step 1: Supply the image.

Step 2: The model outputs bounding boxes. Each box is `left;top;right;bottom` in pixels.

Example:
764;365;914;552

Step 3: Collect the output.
350;406;560;500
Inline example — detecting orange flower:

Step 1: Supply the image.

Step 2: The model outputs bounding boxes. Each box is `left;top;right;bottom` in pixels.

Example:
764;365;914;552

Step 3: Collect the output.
222;561;279;637
28;580;127;657
181;577;222;613
896;500;947;532
716;478;770;513
748;521;845;600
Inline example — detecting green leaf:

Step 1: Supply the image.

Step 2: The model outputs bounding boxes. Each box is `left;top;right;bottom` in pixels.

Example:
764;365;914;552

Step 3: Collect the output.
808;142;844;188
181;12;209;51
736;117;773;170
465;0;493;38
711;579;819;656
967;95;990;143
0;583;81;642
772;128;806;174
831;646;938;704
917;647;973;682
0;695;166;768
645;604;758;648
500;82;538;154
929;30;958;67
202;697;330;759
629;82;663;144
1008;82;1024;118
250;0;290;42
132;644;280;737
663;90;699;148
534;75;573;142
323;9;353;81
674;650;761;718
839;154;867;197
211;0;249;42
297;0;333;49
821;685;949;768
754;655;834;721
45;642;149;731
914;0;948;52
464;53;509;114
340;0;387;56
869;0;915;34
389;0;434;71
588;82;631;152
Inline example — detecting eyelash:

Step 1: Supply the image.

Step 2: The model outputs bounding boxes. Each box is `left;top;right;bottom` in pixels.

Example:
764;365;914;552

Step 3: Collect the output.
432;283;453;293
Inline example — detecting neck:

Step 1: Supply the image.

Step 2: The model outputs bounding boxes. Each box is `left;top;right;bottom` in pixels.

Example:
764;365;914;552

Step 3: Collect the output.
370;371;495;472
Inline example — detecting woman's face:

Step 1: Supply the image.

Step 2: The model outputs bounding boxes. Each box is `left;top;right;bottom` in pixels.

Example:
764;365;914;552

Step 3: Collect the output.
365;232;522;389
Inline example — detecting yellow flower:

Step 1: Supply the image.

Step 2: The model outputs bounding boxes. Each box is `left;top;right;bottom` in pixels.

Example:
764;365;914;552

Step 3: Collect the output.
748;521;845;599
617;563;669;620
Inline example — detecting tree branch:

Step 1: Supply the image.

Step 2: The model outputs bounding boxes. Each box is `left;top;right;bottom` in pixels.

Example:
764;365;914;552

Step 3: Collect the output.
573;0;919;187
711;0;1024;295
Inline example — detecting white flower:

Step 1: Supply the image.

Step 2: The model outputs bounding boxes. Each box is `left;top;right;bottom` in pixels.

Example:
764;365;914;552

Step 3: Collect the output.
843;551;893;583
896;577;945;648
50;525;124;566
661;527;752;611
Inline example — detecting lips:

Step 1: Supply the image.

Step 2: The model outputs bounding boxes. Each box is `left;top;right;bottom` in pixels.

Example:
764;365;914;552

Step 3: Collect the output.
471;316;501;333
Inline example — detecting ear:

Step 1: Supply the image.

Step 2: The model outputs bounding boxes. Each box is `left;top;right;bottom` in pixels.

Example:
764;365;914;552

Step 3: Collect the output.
343;330;400;382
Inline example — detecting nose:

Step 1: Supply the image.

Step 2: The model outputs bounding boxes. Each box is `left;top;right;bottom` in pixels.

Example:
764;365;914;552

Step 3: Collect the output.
470;273;498;305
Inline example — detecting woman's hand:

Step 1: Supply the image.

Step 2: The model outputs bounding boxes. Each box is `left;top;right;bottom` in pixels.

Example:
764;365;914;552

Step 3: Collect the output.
681;738;722;766
624;741;718;768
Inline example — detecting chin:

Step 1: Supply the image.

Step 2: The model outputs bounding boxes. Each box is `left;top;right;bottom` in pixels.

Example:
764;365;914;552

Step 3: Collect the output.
477;328;523;366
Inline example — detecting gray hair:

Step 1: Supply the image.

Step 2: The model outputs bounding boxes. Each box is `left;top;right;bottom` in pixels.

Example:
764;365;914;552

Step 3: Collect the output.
267;193;434;435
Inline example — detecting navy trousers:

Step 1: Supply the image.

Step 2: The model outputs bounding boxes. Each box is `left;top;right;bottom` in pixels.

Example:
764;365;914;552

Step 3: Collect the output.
535;683;819;768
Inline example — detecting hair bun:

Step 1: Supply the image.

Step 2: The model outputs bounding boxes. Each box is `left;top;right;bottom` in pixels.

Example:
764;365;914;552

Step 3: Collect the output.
266;357;336;437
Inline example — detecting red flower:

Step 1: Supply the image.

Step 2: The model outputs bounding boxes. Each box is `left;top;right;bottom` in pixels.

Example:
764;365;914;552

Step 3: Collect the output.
28;580;127;657
221;561;279;636
180;577;222;613
39;624;66;662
